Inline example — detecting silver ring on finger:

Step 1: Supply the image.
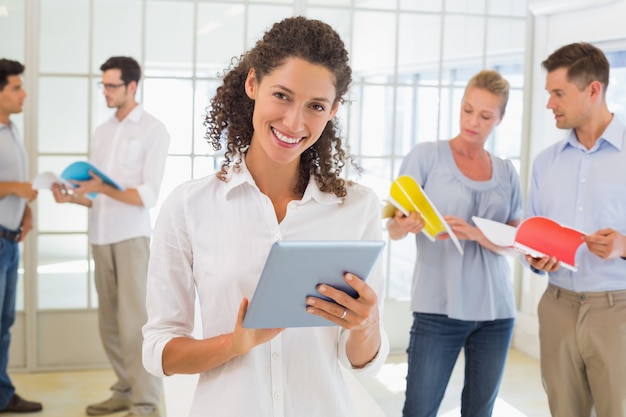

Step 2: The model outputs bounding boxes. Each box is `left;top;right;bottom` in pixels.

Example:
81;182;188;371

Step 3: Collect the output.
340;308;347;319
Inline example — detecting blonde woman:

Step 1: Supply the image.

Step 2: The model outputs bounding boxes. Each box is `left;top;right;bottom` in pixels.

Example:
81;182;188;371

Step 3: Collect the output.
388;70;522;417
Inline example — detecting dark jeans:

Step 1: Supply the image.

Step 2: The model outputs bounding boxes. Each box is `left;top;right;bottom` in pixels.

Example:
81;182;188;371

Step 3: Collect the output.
0;228;19;408
402;312;514;417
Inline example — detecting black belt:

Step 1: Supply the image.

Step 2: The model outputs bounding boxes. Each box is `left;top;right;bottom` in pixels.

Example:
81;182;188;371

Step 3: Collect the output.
0;229;21;242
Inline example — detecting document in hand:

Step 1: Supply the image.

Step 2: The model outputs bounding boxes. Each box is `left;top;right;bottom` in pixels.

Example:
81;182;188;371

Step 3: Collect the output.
472;216;586;272
382;175;463;255
33;161;124;198
243;240;385;329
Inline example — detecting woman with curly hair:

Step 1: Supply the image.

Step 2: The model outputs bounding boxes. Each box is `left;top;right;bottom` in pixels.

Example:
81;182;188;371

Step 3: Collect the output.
142;16;389;416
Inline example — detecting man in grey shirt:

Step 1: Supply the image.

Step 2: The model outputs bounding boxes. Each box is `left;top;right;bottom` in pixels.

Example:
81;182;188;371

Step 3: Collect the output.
0;58;40;413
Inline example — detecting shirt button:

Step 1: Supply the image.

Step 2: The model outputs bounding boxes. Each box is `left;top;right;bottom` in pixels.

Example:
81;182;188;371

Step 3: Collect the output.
581;178;586;183
272;352;280;360
272;234;280;242
577;207;583;212
273;392;281;399
579;294;586;301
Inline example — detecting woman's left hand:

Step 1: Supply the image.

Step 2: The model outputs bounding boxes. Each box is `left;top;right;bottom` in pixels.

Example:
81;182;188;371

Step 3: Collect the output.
306;273;379;331
444;215;482;241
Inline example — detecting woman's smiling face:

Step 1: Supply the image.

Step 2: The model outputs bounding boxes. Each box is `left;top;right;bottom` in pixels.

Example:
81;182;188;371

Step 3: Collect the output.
245;57;339;166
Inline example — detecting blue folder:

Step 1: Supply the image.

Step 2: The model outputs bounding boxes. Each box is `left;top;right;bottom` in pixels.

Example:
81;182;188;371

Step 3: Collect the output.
60;161;124;198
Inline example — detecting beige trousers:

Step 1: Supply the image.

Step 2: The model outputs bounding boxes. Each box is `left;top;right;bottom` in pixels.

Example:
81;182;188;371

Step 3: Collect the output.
92;238;162;411
538;284;626;417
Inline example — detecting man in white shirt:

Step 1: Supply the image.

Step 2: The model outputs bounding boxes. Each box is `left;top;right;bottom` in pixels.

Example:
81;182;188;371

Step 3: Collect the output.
52;56;169;417
0;58;41;414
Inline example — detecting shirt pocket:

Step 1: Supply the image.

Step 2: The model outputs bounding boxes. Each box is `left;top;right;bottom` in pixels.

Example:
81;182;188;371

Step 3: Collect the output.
592;182;626;233
118;137;144;168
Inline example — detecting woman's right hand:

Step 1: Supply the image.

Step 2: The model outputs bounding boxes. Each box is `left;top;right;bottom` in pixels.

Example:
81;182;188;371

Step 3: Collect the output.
387;210;426;240
162;298;282;375
231;298;283;356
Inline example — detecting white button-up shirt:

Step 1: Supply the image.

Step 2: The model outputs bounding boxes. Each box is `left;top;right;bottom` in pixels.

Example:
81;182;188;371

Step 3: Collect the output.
143;162;389;417
89;105;169;245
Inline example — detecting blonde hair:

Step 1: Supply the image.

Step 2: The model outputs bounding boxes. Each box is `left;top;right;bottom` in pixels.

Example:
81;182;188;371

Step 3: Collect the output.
465;69;510;115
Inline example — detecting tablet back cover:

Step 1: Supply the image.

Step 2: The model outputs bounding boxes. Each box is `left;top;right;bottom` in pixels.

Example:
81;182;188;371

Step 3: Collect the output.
243;240;385;328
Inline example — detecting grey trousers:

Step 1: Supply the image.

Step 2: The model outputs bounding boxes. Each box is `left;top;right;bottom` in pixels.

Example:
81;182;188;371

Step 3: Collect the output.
92;237;162;409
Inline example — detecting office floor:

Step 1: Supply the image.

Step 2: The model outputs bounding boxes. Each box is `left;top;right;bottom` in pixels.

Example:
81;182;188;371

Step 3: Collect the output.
362;348;550;417
5;348;549;417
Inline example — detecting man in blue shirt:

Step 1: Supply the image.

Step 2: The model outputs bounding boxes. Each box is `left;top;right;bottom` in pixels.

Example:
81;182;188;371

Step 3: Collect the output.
527;42;626;417
0;58;41;413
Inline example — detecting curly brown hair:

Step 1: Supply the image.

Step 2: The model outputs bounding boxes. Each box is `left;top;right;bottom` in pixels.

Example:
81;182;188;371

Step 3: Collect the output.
205;16;359;198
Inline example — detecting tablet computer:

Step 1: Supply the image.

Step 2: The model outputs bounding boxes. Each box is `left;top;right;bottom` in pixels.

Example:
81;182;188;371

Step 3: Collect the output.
242;240;385;329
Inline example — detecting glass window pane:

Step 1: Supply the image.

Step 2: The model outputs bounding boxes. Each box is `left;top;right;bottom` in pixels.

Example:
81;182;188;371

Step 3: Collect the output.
37;156;89;232
306;8;353;52
92;0;142;73
308;0;351;6
398;14;442;79
398;70;440;86
491;62;524;89
352;11;396;82
438;87;464;140
145;1;194;77
196;3;246;78
349;84;394;157
193;156;220;179
11;113;24;141
37;234;89;309
38;77;89;153
399;0;442;12
0;0;25;61
607;58;626;118
396;86;441;153
356;158;393;200
385;237;415;300
449;65;483;86
493;89;523;158
91;77;117;130
143;78;194;155
194;80;220;155
246;6;293;49
446;0;486;14
486;17;526;58
354;0;397;9
443;15;485;63
40;0;89;74
488;0;527;16
154;156;192;221
415;87;441;143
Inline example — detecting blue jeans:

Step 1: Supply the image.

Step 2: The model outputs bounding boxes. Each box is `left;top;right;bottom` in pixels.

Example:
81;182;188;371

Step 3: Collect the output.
0;232;18;408
402;312;514;417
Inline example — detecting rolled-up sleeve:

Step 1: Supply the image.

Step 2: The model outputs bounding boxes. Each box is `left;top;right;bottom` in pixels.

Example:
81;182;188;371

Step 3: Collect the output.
137;123;169;208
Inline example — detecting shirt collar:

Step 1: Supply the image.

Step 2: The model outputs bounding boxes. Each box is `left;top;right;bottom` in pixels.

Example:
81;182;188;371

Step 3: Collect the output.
223;156;343;206
110;104;144;124
125;104;144;123
562;114;625;152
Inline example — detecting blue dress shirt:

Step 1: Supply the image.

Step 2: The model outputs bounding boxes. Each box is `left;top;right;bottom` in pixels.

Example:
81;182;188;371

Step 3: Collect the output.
527;115;626;292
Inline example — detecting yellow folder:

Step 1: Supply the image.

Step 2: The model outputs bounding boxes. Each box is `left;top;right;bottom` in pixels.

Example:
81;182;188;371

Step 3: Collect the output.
383;175;463;255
